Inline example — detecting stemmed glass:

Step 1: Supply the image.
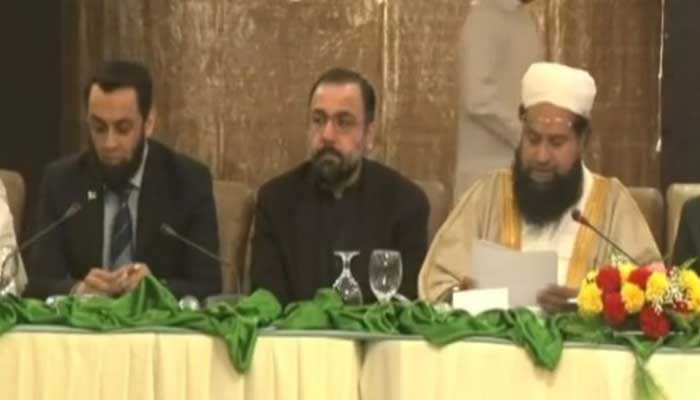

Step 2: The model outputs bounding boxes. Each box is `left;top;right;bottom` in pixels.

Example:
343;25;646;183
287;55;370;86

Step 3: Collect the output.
369;249;403;303
332;250;363;305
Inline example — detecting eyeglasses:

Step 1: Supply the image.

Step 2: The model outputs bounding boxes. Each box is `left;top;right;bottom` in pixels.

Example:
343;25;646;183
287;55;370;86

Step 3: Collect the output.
310;112;359;134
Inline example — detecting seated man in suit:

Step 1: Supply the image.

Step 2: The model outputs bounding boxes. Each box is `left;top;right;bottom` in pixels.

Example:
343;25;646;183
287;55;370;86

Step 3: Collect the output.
672;197;700;270
250;67;429;305
0;180;27;294
27;60;221;299
419;62;661;311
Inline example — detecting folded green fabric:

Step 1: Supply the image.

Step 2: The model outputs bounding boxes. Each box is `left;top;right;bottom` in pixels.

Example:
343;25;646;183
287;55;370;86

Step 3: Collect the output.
0;276;282;372
277;292;563;370
275;289;399;333
2;278;699;397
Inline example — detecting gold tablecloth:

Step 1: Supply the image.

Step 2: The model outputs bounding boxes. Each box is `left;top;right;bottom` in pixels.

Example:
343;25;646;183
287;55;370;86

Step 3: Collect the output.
0;329;361;400
2;328;699;400
360;339;700;400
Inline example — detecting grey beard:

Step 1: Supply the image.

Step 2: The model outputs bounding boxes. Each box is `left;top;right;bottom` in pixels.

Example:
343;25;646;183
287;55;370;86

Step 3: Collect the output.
310;147;359;188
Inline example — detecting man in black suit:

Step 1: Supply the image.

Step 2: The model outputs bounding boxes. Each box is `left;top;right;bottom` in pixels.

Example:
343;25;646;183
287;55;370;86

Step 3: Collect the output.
250;67;429;305
673;197;700;271
26;60;221;299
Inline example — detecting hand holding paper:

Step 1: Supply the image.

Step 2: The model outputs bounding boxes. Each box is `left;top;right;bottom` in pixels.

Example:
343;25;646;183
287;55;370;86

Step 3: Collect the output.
536;284;578;313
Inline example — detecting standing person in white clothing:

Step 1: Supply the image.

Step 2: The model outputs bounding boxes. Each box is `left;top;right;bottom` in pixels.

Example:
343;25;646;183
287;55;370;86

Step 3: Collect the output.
0;180;27;294
455;0;544;201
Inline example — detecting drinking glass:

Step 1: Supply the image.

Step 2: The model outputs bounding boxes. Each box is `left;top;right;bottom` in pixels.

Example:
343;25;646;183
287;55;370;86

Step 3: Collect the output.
332;250;363;305
369;249;403;303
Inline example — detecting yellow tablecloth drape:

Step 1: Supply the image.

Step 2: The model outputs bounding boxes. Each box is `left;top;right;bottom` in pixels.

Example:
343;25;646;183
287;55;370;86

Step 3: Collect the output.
3;328;700;400
0;330;361;400
360;339;700;400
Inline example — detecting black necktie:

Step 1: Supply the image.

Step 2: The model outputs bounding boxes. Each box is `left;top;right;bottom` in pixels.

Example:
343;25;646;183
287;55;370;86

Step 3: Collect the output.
109;187;133;267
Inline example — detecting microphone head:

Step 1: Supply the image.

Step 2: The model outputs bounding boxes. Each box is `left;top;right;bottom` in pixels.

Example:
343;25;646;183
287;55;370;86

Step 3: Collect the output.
571;209;592;226
571;209;582;222
160;223;176;237
65;202;83;218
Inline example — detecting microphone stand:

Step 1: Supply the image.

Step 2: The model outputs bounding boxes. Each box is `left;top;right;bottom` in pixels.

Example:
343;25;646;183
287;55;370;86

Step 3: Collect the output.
571;209;640;266
0;202;83;292
159;223;242;296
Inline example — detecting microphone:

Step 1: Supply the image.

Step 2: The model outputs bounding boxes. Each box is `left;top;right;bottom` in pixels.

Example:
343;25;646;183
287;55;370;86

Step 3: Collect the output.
20;202;82;252
1;202;84;277
159;223;239;293
571;209;640;265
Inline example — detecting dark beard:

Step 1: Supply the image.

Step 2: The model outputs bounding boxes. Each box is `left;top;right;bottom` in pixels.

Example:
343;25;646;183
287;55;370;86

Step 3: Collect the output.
310;147;359;188
88;135;146;192
512;151;583;226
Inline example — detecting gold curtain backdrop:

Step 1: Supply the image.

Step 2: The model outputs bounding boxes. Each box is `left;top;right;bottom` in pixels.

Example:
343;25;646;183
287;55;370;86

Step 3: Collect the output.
66;0;662;197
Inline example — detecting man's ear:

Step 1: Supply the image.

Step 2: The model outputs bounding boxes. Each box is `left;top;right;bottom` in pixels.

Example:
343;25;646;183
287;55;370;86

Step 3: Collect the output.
144;108;157;138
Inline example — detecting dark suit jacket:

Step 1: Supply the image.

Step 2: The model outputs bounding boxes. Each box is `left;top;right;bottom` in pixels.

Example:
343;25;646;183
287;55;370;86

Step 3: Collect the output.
26;140;221;299
250;159;429;305
673;196;700;272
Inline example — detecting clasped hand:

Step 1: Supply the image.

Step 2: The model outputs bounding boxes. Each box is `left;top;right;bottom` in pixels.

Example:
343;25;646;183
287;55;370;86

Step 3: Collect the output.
75;263;151;296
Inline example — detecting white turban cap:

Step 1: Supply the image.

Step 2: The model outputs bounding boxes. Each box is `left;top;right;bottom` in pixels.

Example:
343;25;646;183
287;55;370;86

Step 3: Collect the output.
521;62;597;118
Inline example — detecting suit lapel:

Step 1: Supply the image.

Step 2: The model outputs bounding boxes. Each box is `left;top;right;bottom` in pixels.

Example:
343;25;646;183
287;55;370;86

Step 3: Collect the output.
347;160;375;298
135;145;166;259
355;160;375;250
293;173;325;290
76;156;105;268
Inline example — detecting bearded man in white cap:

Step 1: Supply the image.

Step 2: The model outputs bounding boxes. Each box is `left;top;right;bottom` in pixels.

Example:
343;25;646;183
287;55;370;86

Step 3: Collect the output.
419;62;661;311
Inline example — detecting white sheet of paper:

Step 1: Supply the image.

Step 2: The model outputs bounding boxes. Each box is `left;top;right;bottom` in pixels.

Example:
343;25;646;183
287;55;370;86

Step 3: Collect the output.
470;239;557;308
452;287;509;314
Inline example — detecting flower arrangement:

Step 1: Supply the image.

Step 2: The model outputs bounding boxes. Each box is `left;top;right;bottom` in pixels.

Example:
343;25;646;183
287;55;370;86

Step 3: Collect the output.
577;260;700;339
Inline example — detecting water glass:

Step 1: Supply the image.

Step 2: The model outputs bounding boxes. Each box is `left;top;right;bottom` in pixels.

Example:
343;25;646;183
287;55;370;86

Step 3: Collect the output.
369;249;403;303
332;250;363;305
